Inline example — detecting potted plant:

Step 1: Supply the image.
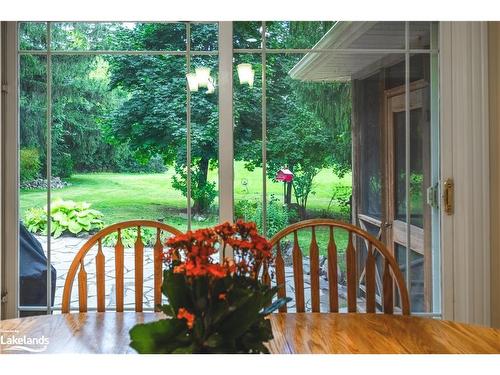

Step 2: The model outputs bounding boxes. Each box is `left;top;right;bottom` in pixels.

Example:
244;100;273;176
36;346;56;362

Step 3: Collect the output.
129;220;290;354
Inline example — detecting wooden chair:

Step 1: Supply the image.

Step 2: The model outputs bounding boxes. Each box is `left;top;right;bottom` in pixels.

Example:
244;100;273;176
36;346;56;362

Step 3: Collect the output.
61;220;182;313
264;219;410;315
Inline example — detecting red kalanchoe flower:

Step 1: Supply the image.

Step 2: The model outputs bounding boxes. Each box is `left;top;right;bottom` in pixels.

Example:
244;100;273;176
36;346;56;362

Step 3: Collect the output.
207;263;227;278
164;220;273;279
177;308;195;329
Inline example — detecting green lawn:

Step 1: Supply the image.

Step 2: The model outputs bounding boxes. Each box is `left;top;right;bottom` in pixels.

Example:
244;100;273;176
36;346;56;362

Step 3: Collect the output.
20;161;352;254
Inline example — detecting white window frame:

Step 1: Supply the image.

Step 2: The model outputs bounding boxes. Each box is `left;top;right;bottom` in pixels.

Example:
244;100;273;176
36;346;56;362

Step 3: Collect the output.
2;21;227;316
3;21;490;323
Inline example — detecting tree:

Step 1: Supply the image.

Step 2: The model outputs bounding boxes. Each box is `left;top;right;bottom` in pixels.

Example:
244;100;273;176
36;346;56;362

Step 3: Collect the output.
20;23;126;178
106;24;219;214
103;21;352;217
267;103;333;218
233;22;352;218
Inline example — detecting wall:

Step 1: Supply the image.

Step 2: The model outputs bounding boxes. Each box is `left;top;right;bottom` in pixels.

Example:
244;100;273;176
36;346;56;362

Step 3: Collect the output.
439;22;491;325
489;21;500;328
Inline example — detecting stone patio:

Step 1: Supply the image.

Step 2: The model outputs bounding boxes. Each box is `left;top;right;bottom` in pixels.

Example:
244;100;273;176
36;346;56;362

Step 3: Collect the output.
37;235;349;312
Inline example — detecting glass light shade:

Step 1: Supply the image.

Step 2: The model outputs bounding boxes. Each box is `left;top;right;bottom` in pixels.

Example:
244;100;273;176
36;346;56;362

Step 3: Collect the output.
186;73;198;92
206;77;216;94
248;68;255;87
195;67;211;88
237;63;254;86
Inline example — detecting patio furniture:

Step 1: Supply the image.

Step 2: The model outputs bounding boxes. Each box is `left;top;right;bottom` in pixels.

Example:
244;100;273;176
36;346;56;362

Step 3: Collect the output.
1;312;500;354
19;222;56;311
61;220;182;313
266;219;410;314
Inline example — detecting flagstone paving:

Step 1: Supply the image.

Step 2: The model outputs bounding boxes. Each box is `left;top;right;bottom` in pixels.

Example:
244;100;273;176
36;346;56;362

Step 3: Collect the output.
36;235;349;313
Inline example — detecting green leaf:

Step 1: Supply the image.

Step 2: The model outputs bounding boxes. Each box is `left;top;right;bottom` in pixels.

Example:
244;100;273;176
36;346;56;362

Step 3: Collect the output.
162;269;192;312
52;224;64;238
68;221;83;234
76;209;91;217
76;216;92;226
129;319;188;354
218;292;262;340
52;211;69;225
261;297;291;315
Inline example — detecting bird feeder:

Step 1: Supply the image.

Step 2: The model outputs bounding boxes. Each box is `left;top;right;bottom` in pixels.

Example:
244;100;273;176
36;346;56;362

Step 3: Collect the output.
276;168;294;183
276;168;294;205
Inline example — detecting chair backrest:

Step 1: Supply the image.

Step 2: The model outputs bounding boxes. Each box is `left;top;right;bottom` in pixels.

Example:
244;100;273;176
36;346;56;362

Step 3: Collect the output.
61;220;182;313
266;219;410;315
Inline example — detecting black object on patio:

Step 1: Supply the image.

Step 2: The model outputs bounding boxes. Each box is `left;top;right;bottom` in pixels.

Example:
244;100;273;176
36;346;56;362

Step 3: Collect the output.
19;222;56;310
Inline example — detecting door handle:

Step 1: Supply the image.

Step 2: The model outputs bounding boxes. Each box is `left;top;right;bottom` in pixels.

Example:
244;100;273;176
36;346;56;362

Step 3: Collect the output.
443;178;454;215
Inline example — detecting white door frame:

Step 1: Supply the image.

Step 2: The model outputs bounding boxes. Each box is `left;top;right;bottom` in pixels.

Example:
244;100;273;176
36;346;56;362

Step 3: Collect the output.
439;21;491;325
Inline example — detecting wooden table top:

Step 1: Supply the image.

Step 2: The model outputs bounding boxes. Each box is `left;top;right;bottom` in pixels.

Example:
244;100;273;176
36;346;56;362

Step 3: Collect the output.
1;312;500;354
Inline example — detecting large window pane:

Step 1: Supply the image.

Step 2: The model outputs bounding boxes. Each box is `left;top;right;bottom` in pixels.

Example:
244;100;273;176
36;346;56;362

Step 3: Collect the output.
267;53;352;227
188;54;219;228
233;21;262;49
19;54;50;316
233;54;264;229
46;53;187;310
266;52;352;311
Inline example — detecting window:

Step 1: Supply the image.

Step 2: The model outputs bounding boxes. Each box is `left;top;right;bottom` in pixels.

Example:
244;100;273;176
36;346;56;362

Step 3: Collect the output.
233;21;440;315
14;21;440;316
18;22;219;314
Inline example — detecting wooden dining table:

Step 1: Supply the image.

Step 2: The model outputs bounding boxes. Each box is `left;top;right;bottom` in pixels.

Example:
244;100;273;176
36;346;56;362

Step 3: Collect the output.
1;312;500;354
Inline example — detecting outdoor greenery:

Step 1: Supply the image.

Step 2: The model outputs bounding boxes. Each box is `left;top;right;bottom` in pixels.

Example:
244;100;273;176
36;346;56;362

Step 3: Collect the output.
250;195;294;239
24;198;104;237
20;162;351;225
19;21;353;245
20;163;352;254
20;148;41;183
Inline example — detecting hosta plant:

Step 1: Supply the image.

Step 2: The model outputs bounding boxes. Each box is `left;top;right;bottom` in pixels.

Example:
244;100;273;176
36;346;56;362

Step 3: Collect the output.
102;227;159;248
24;198;104;238
129;220;290;354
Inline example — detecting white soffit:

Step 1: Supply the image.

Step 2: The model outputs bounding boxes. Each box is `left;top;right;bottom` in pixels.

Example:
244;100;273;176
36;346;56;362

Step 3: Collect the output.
289;21;430;82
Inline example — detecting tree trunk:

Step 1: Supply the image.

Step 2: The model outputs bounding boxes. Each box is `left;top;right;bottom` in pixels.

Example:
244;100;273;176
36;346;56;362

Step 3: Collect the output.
285;182;293;205
285;165;294;205
192;157;210;214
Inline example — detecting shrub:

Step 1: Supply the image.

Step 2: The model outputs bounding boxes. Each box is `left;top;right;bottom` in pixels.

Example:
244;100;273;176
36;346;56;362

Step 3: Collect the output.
328;184;352;218
24;198;104;238
20;148;41;183
113;144;166;174
252;194;290;238
146;154;167;173
102;227;159;248
234;199;258;221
